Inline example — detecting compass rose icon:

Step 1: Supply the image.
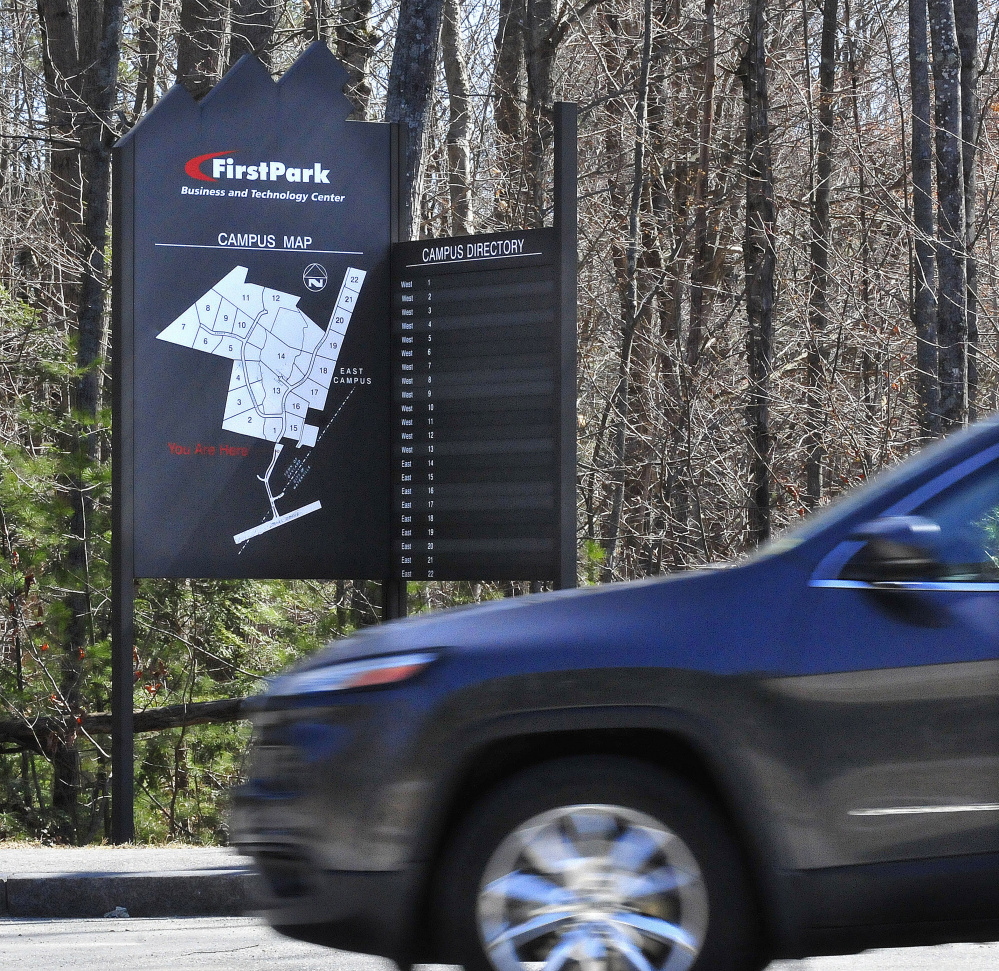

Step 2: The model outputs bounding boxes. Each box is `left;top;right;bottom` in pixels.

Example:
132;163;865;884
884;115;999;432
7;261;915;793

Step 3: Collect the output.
303;263;328;292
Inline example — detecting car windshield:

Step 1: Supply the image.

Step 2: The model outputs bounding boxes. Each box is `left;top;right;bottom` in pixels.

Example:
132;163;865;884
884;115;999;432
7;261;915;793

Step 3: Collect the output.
750;418;999;560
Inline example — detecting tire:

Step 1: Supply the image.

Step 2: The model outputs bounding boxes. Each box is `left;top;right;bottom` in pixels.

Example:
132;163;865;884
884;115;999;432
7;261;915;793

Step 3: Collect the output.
433;756;761;971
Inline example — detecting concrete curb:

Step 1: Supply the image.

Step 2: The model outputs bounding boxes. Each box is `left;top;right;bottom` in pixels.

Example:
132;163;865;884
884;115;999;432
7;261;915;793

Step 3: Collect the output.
0;867;258;919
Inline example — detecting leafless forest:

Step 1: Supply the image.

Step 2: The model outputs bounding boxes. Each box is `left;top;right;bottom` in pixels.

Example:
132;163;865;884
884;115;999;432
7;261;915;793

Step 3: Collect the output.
0;0;995;839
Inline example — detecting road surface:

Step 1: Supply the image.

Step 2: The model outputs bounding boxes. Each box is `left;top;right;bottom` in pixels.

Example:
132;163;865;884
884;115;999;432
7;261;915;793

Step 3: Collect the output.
0;917;995;971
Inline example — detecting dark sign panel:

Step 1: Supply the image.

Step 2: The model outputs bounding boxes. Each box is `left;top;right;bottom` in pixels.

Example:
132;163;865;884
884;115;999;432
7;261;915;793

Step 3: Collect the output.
390;230;573;581
116;45;392;578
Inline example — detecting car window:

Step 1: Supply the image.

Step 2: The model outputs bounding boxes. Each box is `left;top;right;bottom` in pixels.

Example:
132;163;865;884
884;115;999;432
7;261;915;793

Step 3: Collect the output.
914;460;999;582
755;419;999;563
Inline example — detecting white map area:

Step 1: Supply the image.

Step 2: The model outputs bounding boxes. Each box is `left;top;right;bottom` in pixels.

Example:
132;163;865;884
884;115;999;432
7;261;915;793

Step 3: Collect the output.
157;265;365;544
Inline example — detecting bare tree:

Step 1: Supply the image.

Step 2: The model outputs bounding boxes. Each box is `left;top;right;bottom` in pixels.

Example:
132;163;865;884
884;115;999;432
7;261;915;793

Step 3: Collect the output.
909;0;939;437
741;0;776;544
804;0;838;506
228;0;280;70
442;0;473;235
335;0;379;119
386;0;447;238
34;0;124;828
687;0;716;372
523;0;557;227
928;0;968;429
177;0;229;98
955;0;978;416
133;0;164;117
600;0;654;580
494;0;526;142
492;0;527;224
522;0;599;226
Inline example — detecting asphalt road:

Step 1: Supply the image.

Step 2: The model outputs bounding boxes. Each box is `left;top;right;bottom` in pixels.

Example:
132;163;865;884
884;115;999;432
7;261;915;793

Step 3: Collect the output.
0;917;996;971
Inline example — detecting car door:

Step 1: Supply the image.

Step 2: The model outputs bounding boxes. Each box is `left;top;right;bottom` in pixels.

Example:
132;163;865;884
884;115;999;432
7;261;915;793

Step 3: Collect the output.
787;447;999;868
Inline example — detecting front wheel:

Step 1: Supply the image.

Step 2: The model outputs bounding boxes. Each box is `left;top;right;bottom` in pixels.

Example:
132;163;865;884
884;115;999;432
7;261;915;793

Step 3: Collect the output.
434;756;761;971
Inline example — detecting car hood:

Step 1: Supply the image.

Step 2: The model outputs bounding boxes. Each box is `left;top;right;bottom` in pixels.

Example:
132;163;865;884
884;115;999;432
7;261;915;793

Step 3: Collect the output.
280;553;800;682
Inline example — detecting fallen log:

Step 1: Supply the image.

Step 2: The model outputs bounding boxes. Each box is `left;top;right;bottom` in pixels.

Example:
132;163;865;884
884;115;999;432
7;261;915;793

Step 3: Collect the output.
0;698;249;755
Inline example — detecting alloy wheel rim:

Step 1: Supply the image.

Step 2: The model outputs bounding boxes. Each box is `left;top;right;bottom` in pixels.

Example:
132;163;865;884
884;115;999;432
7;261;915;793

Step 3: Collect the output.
476;803;709;971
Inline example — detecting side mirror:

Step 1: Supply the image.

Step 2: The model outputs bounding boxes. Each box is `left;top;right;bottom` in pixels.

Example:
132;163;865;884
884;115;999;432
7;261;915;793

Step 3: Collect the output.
841;515;943;583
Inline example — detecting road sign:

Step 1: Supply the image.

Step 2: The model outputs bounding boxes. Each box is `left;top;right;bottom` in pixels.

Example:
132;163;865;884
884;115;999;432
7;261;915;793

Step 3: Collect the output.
390;229;574;581
115;44;393;580
112;48;576;841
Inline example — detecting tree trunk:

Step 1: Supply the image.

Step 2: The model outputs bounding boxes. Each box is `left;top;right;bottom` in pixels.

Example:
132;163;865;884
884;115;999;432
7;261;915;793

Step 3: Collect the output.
523;0;556;227
36;0;83;822
442;0;473;235
927;0;967;429
227;0;279;71
35;0;124;834
804;0;837;506
492;0;526;224
741;0;776;545
846;8;877;469
910;0;939;437
67;0;123;830
0;699;250;754
76;0;123;428
385;0;446;239
494;0;526;142
647;0;699;569
36;0;83;258
304;0;332;42
955;0;978;418
176;0;228;99
133;0;163;117
335;0;377;119
601;0;653;581
687;0;715;370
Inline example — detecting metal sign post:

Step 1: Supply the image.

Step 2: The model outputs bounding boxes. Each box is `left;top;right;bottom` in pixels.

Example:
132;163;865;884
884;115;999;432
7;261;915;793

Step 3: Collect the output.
555;103;578;591
111;140;135;842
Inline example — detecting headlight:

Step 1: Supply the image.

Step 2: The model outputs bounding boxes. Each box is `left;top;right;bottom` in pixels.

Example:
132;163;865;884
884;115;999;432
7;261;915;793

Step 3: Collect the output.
274;652;438;696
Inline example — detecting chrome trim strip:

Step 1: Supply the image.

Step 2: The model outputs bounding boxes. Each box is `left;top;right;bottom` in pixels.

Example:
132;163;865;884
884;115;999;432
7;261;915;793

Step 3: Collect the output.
849;804;999;817
811;579;999;592
810;579;878;590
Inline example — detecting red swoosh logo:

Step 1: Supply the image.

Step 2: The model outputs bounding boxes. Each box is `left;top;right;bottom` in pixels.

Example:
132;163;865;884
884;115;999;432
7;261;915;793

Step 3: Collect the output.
184;150;236;182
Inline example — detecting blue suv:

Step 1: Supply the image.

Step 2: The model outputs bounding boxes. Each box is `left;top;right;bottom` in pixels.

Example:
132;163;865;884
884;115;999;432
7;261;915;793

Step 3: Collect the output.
233;416;999;971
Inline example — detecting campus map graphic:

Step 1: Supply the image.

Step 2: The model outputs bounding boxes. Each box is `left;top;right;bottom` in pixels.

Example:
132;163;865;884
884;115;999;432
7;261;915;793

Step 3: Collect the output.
156;264;364;544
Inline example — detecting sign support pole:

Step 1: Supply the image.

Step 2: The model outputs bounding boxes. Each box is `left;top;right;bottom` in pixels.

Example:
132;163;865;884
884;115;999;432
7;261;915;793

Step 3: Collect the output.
555;103;578;590
111;144;136;842
383;121;409;621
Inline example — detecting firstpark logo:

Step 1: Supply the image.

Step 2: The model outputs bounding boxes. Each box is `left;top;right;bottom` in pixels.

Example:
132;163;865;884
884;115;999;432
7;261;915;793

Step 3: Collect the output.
184;150;332;185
